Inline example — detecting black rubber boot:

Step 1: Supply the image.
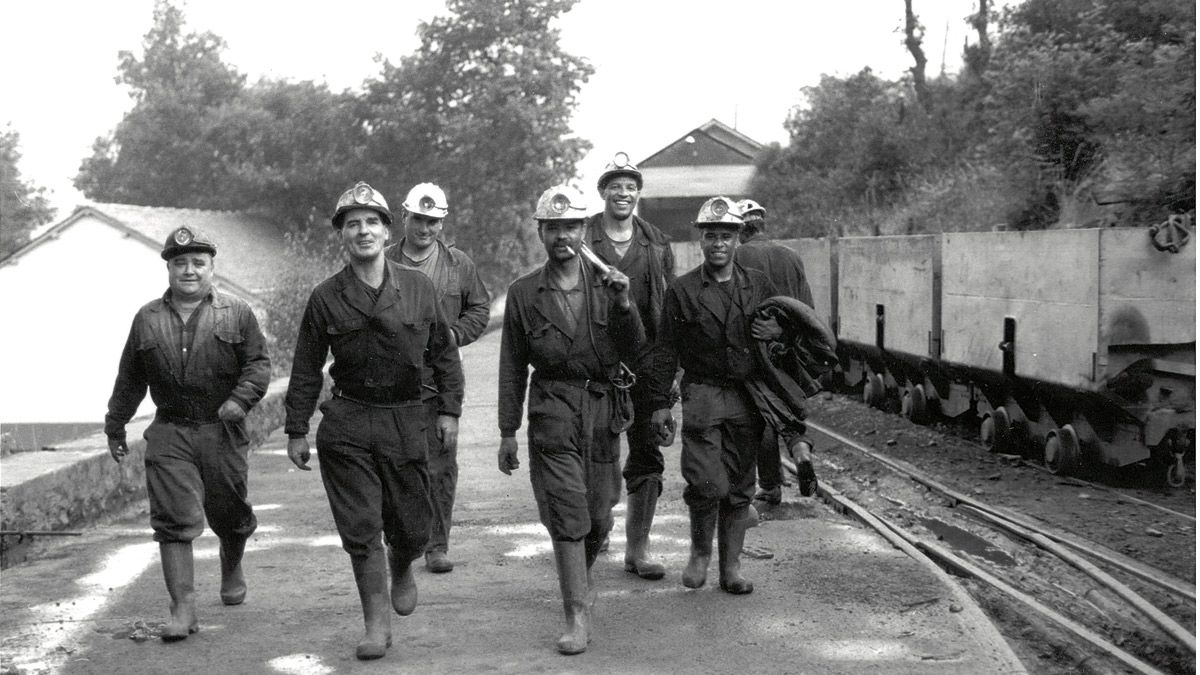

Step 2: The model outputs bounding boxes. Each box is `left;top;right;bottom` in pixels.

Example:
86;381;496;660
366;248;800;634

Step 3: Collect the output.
387;546;418;616
219;536;247;605
351;549;393;660
159;542;199;641
551;540;591;655
623;481;666;580
681;505;717;589
718;504;757;595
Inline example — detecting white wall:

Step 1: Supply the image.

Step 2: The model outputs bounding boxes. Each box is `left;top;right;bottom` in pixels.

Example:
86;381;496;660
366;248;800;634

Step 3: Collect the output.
0;217;169;423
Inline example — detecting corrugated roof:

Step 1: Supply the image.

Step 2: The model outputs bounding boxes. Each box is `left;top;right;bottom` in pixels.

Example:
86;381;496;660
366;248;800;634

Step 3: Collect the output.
3;203;292;295
640;165;757;198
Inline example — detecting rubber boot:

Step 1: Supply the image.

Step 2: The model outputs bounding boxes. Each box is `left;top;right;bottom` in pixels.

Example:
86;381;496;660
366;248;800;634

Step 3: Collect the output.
551;540;591;655
219;536;247;606
350;549;393;660
387;546;418;616
159;542;198;642
623;482;666;580
681;505;717;589
789;439;818;497
718;504;756;595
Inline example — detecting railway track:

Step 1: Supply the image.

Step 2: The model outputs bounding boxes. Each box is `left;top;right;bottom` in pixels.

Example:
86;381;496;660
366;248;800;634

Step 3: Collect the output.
790;403;1197;675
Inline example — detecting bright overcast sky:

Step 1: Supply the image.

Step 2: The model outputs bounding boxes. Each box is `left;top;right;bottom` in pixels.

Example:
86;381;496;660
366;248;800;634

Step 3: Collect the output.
1;0;988;214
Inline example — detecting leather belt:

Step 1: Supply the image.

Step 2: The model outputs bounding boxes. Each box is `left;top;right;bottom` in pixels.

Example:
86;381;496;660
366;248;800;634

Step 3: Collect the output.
332;386;420;408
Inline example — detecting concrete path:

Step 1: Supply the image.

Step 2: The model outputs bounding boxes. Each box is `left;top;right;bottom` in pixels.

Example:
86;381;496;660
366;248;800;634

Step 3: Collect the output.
1;330;1027;674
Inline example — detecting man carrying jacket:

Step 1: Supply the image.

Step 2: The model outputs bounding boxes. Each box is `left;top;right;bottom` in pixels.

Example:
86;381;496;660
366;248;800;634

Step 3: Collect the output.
648;196;782;595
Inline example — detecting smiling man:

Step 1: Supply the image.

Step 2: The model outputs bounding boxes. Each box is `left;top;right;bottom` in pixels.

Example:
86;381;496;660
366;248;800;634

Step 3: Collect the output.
497;184;643;655
384;182;491;574
647;197;781;595
584;152;675;581
284;181;463;661
105;226;270;642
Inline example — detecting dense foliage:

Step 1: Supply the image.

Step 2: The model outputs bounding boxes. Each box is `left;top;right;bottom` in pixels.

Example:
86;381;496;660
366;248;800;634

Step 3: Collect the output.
75;0;591;288
753;0;1195;237
0;128;56;259
75;0;592;371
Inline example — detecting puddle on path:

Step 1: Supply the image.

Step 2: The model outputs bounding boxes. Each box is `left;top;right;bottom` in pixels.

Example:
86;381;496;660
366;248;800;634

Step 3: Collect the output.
918;517;1015;567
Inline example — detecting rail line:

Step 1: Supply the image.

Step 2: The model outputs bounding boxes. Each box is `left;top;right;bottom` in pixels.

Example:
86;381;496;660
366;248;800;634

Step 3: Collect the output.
787;418;1197;671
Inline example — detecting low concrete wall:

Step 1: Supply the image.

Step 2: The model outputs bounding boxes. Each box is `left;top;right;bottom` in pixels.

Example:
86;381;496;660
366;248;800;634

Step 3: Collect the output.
0;377;294;567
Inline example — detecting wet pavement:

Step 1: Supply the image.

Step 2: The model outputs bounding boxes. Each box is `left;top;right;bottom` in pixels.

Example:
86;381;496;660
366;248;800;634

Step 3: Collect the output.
0;331;1026;674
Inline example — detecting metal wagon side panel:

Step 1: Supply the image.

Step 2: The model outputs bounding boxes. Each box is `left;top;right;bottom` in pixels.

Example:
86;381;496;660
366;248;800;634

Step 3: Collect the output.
942;230;1100;389
837;235;936;357
1098;227;1196;349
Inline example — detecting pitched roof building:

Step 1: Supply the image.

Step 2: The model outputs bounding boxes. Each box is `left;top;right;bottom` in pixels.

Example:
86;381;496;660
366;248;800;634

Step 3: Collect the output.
637;118;764;241
0;203;289;443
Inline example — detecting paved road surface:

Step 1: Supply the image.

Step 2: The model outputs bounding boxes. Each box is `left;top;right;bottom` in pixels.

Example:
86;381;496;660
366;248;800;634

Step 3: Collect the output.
1;330;1025;674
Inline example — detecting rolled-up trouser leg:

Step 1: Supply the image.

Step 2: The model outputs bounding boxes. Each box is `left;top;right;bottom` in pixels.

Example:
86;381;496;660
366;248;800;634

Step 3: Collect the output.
145;419;253;546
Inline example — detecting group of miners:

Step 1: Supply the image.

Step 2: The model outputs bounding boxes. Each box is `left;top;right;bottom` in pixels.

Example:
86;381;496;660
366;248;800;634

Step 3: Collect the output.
104;152;823;661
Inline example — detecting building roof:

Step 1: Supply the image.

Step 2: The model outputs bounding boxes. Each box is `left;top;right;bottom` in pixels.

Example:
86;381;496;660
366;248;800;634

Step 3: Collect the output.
1;203;291;296
640;118;764;168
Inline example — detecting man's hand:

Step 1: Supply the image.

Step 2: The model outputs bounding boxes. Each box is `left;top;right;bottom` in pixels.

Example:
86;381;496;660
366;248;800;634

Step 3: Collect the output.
600;266;632;309
218;399;247;422
498;436;520;475
751;315;783;341
287;436;312;471
107;437;129;463
650;408;676;447
435;415;459;452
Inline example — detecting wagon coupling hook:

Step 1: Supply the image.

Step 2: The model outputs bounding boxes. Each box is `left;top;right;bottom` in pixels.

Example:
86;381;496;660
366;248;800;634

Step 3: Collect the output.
1150;214;1191;253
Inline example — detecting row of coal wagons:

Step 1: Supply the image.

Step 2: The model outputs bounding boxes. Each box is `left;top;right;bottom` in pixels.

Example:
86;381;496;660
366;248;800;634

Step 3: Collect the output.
785;228;1195;485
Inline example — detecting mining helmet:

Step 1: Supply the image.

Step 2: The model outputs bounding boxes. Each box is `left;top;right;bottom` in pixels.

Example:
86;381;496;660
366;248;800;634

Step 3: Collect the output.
402;182;449;219
331;181;393;229
160;226;217;260
534;184;589;221
596;151;643;192
694;196;744;229
737;199;766;221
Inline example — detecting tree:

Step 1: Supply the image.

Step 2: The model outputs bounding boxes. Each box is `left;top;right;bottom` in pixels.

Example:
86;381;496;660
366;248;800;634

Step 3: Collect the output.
360;0;594;286
75;0;244;208
0;127;55;259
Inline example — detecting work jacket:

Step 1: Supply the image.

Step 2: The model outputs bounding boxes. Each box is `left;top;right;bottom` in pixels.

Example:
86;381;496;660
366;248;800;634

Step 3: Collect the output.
498;261;644;436
646;263;778;411
105;288;270;440
284;261;463;438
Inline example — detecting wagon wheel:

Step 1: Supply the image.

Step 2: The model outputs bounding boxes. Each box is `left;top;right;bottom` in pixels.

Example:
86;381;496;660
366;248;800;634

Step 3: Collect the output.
980;408;1010;453
863;373;886;408
902;384;927;423
1044;424;1080;476
1166;455;1188;488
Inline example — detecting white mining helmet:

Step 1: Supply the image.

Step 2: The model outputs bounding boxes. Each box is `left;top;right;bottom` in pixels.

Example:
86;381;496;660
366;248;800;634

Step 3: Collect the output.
403;182;450;219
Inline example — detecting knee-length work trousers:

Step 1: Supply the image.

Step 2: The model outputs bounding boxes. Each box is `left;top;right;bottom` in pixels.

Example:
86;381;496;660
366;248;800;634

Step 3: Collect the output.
526;378;622;543
315;397;432;561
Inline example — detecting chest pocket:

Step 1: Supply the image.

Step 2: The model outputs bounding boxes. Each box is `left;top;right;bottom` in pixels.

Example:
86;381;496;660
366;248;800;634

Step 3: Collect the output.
212;330;244;375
